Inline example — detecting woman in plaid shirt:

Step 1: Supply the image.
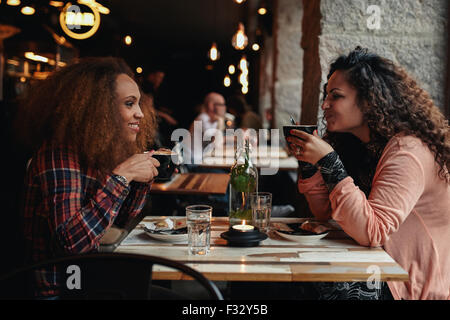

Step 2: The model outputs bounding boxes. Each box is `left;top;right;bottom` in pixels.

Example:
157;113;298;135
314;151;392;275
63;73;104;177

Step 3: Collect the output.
17;57;160;298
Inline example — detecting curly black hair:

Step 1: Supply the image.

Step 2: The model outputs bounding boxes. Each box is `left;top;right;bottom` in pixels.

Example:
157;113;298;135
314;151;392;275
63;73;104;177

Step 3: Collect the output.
322;47;449;184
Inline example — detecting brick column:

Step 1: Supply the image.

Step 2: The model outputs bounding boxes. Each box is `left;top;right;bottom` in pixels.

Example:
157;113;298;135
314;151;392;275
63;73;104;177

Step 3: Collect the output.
272;0;304;144
319;0;448;118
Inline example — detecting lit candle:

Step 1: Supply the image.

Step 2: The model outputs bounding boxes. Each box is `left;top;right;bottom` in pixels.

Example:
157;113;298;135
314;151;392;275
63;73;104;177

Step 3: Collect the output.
232;220;255;232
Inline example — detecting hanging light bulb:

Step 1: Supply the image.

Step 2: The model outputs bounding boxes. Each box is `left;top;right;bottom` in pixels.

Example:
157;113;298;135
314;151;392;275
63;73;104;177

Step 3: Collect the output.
49;1;64;7
258;6;267;15
258;0;267;15
232;23;248;50
224;75;231;87
136;67;143;74
239;55;249;94
208;42;220;61
124;35;132;45
228;65;235;74
252;43;260;51
239;55;248;71
7;0;20;5
21;6;35;15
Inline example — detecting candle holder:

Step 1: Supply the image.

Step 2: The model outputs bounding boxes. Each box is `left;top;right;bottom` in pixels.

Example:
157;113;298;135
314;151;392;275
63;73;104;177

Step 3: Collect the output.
220;226;268;247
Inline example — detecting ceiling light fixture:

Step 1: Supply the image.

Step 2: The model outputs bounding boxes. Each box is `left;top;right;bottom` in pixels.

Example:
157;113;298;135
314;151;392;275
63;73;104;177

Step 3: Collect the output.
224;75;231;87
78;0;110;15
60;1;101;40
239;55;249;94
258;1;267;15
21;6;35;15
7;0;20;6
232;23;248;50
233;0;246;4
208;42;220;61
24;52;49;63
124;35;132;45
49;1;64;7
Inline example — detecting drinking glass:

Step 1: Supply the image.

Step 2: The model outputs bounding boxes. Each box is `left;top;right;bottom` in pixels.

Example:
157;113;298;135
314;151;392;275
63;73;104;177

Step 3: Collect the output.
186;205;212;255
250;192;272;233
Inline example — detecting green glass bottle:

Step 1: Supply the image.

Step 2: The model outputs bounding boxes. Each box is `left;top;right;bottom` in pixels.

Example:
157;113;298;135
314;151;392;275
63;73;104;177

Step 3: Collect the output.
229;139;258;226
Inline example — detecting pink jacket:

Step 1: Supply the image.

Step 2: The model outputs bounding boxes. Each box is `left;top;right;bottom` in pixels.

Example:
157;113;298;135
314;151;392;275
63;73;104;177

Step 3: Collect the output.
298;134;450;300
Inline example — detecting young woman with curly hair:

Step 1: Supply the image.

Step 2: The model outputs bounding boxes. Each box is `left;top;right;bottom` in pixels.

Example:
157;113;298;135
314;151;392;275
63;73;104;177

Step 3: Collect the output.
287;47;449;300
16;57;160;298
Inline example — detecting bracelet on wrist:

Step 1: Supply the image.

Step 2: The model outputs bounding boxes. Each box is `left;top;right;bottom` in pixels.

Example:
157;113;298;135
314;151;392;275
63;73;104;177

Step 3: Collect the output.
112;174;129;187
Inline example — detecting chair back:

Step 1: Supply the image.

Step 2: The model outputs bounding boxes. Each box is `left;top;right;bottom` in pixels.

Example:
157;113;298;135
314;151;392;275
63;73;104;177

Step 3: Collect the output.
0;252;223;300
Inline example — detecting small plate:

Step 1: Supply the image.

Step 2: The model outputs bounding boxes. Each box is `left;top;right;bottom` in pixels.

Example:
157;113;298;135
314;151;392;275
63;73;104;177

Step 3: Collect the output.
144;227;188;243
274;230;329;244
274;223;329;244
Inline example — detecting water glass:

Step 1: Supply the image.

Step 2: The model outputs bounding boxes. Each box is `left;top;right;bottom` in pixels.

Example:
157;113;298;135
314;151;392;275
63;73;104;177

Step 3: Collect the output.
250;192;272;233
186;205;212;255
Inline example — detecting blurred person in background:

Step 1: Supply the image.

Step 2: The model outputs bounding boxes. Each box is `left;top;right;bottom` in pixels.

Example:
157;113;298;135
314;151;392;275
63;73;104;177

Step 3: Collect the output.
143;67;178;148
227;94;262;131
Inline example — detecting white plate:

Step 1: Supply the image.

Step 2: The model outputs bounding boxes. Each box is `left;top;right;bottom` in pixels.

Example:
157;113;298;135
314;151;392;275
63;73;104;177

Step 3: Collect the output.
274;230;329;244
144;229;188;243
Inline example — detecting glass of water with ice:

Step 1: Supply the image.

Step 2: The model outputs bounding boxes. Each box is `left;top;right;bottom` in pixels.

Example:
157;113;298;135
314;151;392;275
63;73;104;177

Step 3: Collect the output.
250;193;272;233
186;205;212;255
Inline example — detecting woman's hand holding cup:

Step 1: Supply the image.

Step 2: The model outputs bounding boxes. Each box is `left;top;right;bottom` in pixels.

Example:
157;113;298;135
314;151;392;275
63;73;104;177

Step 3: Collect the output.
113;151;160;183
286;129;334;165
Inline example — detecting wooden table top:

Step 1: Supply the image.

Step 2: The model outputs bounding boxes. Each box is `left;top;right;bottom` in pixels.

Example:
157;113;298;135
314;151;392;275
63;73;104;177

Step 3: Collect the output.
115;217;409;283
150;173;230;195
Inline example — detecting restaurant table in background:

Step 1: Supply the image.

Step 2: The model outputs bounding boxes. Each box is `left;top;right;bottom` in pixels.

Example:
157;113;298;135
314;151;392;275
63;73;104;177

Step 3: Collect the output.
113;217;409;283
150;173;230;195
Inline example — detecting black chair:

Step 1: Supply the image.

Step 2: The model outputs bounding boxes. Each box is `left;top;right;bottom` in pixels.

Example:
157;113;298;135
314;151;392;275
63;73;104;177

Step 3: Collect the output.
0;252;223;300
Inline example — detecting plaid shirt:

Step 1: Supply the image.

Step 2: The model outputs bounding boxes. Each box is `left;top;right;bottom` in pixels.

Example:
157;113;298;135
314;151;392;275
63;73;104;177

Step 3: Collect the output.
22;142;151;297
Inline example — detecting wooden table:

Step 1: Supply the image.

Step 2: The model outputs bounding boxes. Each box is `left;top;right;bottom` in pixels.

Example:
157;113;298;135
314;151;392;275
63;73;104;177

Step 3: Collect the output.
115;217;409;283
150;173;230;195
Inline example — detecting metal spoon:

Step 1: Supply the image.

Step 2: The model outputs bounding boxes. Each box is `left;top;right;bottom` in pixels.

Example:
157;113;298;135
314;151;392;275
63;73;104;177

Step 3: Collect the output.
289;115;297;125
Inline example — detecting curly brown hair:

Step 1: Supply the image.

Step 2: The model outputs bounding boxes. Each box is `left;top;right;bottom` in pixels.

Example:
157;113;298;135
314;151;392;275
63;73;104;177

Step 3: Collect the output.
322;47;450;184
15;57;157;175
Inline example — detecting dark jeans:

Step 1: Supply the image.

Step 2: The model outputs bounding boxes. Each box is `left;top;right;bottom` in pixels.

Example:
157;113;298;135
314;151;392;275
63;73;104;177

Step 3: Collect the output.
312;281;394;300
228;281;394;300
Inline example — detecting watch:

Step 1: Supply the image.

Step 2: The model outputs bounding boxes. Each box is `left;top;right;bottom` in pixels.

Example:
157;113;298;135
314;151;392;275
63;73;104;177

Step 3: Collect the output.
113;174;129;187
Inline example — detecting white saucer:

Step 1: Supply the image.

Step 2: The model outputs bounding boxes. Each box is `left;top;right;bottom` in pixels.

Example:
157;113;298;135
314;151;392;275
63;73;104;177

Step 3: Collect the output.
144;228;188;243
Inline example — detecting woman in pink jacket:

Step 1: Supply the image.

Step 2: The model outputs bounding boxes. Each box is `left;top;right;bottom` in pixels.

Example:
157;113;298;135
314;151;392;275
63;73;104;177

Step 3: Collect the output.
287;47;449;300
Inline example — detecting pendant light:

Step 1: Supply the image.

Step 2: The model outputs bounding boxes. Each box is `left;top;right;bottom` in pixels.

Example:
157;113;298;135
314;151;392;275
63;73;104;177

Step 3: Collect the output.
232;23;248;50
239;55;249;94
7;0;20;5
21;5;35;15
224;75;231;87
258;1;267;15
207;1;220;62
208;42;220;61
